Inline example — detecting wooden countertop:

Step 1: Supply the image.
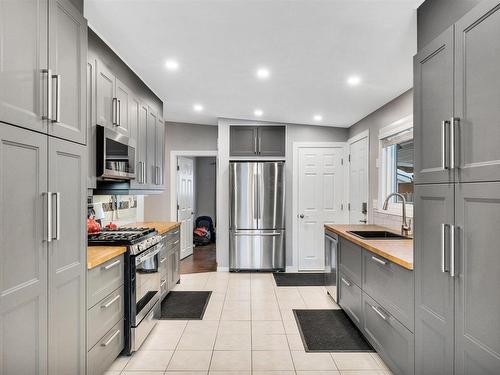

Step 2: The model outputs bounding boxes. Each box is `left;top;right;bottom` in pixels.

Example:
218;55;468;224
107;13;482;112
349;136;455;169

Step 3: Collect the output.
324;224;413;270
87;221;180;270
87;246;127;270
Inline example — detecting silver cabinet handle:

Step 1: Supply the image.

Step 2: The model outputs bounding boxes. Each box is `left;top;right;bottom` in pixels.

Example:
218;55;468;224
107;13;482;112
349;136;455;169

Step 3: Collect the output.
450;224;456;277
371;256;387;266
101;294;120;309
258;136;262;155
254;136;258;154
45;192;52;242
341;277;351;287
101;330;120;347
43;69;53;121
52;74;61;123
371;304;388;321
52;192;60;241
143;162;146;184
118;99;121;126
450;117;459;169
103;259;121;270
441;223;448;273
112;98;118;126
160;279;167;288
441;120;450;170
160;256;167;264
137;162;142;183
173;240;179;245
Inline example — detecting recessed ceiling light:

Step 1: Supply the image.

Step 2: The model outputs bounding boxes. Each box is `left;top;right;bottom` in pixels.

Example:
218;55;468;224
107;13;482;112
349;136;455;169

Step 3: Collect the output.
313;114;323;122
347;75;362;86
254;109;263;117
193;104;204;112
165;59;179;71
256;67;270;80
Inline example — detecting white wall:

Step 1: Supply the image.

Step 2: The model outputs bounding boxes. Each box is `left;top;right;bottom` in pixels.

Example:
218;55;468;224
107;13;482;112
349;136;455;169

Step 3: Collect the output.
217;118;349;270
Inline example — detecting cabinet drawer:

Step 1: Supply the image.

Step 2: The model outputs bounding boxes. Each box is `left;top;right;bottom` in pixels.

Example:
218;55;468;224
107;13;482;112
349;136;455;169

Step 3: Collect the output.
88;255;124;309
338;272;363;327
362;250;414;331
87;320;124;375
362;293;414;375
165;229;180;244
87;286;124;350
339;238;362;287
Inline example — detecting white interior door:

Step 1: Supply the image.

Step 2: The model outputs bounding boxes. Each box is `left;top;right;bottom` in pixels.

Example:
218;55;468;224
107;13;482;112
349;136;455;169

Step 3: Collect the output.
348;134;369;224
297;146;345;271
177;157;194;259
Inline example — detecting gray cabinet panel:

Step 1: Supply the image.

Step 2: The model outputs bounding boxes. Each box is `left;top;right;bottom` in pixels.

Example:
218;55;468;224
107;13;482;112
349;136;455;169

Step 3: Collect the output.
0;0;48;133
454;1;500;183
47;137;86;375
146;107;157;186
258;126;286;156
155;118;165;187
362;250;414;331
455;182;500;374
339;238;362;287
115;77;130;136
363;293;414;375
0;125;48;375
48;0;87;144
88;255;124;309
338;272;363;327
87;320;124;375
130;102;147;188
414;184;455;375
96;60;115;129
230;126;258;156
87;59;97;188
414;26;455;184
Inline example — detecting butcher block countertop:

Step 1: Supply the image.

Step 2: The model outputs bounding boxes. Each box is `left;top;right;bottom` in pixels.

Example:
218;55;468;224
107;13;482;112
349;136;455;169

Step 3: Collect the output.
87;221;181;270
324;224;414;270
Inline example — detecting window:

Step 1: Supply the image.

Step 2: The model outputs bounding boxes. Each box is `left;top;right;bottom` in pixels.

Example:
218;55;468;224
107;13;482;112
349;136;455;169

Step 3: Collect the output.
378;116;414;213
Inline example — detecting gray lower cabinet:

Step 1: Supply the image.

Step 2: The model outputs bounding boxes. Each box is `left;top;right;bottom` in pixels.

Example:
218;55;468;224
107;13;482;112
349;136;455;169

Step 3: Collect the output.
230;126;285;157
414;184;455;375
338;272;363;326
363;293;414;375
0;0;87;144
87;255;124;308
339;238;362;287
87;320;124;375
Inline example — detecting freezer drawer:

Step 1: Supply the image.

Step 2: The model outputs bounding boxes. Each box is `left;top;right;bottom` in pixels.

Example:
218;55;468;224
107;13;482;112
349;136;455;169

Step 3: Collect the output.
230;230;285;271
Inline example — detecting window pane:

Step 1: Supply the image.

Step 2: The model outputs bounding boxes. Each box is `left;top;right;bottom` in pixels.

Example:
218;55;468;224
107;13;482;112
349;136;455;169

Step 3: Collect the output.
395;139;414;203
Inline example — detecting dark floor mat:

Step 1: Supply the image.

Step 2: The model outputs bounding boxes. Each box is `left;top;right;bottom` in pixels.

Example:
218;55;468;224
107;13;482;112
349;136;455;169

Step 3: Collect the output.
273;272;325;286
294;309;374;352
160;291;212;320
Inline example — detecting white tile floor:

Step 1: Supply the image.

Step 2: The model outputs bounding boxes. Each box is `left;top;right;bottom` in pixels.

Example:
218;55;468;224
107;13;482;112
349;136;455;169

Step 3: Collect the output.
106;272;392;375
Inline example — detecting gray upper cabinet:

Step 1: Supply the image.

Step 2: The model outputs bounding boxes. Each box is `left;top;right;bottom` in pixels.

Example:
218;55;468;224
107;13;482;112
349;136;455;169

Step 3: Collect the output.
454;182;500;374
47;137;86;374
454;1;500;183
0;126;48;375
88;59;97;189
129;97;143;188
414;184;455;375
48;0;87;145
414;26;454;184
146;106;157;187
115;77;130;136
230;126;285;157
155;118;165;187
0;0;48;133
96;60;116;129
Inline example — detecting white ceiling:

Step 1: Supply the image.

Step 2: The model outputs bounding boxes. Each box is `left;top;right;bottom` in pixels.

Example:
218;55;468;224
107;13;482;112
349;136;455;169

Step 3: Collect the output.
85;0;423;127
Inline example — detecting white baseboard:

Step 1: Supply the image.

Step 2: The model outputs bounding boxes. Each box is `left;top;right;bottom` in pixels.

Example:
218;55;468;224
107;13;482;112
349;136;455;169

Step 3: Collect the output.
285;266;298;273
217;266;229;272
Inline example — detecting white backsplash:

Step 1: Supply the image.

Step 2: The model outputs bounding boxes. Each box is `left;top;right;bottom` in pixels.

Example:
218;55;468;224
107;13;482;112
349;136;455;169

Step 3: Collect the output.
89;195;144;227
372;208;413;233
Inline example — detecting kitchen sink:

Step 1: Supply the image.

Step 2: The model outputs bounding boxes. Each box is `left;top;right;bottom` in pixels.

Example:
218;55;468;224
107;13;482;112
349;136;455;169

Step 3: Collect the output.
347;230;409;240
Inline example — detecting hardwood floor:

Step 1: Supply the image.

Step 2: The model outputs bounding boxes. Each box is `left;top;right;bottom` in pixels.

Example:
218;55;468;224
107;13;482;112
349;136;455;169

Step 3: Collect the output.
180;242;217;274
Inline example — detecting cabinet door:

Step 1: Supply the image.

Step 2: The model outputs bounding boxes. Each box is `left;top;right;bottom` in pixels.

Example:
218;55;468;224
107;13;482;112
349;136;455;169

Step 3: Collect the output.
115;78;130;136
455;1;500;183
414;184;455;375
155;118;165;187
0;125;48;375
129;97;144;188
455;182;500;374
146;107;157;187
0;0;48;133
257;126;285;156
48;0;87;144
87;59;97;189
96;60;115;129
230;126;258;156
414;26;455;184
48;137;86;375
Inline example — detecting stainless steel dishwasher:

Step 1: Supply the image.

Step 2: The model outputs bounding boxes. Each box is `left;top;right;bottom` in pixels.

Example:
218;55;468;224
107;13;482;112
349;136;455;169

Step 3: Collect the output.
324;231;339;303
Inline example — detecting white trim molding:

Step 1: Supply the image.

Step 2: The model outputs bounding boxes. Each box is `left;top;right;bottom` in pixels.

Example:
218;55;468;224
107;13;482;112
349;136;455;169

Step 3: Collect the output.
347;129;370;224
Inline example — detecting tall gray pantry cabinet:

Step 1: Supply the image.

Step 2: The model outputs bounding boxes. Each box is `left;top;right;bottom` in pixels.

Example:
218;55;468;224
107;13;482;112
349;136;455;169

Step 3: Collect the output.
0;0;88;374
414;1;500;374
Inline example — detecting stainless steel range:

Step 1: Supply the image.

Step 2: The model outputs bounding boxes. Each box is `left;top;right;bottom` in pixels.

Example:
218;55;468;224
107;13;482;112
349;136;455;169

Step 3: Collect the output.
88;227;165;354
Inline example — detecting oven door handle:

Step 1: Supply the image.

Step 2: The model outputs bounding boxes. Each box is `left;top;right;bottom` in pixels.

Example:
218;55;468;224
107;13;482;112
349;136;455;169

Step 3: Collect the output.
137;248;161;263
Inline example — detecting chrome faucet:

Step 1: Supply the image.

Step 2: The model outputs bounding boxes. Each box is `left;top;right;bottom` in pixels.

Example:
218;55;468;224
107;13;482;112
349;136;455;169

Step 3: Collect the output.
382;193;411;237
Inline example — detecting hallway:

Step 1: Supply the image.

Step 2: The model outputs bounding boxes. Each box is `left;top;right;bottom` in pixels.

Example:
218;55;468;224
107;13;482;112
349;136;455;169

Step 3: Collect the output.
180;243;217;274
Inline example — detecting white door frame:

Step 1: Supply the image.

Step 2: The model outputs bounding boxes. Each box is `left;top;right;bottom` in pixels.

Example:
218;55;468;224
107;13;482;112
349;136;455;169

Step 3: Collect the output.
170;150;218;221
347;130;370;223
292;141;348;272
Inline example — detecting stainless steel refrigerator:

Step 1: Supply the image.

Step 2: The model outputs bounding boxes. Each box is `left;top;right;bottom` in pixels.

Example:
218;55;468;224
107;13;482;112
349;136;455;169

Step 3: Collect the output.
229;161;285;271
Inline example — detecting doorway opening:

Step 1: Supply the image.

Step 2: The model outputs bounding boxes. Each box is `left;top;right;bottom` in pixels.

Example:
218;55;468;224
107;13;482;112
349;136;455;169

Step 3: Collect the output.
171;152;217;274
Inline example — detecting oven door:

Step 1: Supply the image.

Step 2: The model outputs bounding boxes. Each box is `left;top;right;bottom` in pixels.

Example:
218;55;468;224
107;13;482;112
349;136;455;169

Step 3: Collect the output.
133;244;161;325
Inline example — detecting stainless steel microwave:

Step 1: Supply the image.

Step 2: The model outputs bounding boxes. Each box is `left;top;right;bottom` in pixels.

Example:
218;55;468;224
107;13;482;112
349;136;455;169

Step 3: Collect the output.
96;125;136;180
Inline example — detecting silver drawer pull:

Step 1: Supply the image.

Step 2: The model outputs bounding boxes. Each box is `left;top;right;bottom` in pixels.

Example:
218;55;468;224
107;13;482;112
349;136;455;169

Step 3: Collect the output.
160;279;167;287
341;277;351;287
371;256;387;266
103;259;121;270
101;329;120;347
173;240;179;245
371;305;388;321
101;294;120;309
160;257;167;264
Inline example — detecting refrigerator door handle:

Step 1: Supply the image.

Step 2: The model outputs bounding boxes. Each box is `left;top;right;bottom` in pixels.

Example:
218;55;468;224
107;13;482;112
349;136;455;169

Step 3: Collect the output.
254;164;259;221
234;232;281;237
